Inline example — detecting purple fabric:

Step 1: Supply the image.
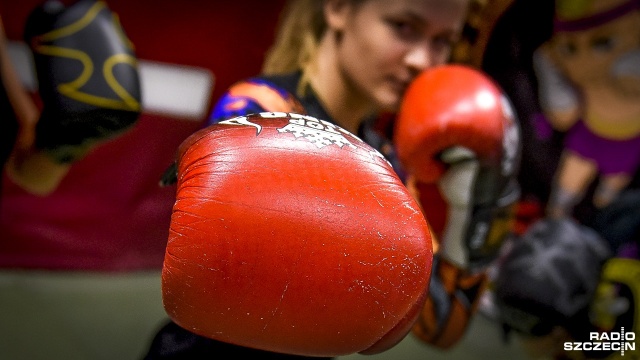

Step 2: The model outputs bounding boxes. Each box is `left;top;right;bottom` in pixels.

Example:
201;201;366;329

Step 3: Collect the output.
532;112;554;140
565;120;640;175
617;241;639;259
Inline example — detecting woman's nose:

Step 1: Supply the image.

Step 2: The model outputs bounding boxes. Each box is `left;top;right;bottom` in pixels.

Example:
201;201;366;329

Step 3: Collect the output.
404;43;433;72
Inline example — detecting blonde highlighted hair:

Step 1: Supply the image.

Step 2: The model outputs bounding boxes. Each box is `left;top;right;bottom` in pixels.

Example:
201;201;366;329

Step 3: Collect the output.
261;0;327;75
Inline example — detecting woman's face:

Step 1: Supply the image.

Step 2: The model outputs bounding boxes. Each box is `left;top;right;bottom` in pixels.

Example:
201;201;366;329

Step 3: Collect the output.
327;0;469;112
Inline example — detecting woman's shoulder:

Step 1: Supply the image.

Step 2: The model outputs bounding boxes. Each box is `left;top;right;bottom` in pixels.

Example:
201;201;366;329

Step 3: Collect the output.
208;72;305;124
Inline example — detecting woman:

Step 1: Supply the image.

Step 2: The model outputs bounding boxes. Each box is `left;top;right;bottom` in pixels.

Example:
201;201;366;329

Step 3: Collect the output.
145;0;470;358
210;0;467;131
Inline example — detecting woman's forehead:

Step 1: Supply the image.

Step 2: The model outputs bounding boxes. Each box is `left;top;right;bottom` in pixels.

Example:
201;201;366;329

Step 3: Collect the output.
356;0;469;25
358;0;468;15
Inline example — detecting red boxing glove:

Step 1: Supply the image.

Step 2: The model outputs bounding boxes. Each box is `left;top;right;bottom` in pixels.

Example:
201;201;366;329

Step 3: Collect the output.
394;65;521;348
162;112;433;357
394;64;521;271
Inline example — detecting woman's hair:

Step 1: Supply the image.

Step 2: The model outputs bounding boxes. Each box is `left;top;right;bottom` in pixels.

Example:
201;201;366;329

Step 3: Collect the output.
261;0;327;75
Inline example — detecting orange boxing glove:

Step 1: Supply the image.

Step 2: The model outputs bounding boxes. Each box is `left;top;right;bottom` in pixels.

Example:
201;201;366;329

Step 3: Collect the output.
395;64;520;271
162;112;433;357
394;65;521;348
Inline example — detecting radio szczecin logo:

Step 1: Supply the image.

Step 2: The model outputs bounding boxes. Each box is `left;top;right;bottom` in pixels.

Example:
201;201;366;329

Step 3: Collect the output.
565;328;636;356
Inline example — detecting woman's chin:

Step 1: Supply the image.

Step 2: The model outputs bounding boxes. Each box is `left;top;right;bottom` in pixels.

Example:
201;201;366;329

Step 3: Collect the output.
375;93;402;113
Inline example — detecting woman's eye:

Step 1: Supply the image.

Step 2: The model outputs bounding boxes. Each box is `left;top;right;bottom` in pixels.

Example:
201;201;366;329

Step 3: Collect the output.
388;19;418;39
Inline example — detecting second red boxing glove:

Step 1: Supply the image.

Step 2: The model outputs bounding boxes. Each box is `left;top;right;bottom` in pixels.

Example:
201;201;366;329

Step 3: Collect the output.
394;64;519;184
162;112;433;357
394;64;521;271
393;64;521;349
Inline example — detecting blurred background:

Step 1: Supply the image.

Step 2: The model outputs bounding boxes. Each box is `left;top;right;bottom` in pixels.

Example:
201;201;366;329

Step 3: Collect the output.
0;0;637;359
